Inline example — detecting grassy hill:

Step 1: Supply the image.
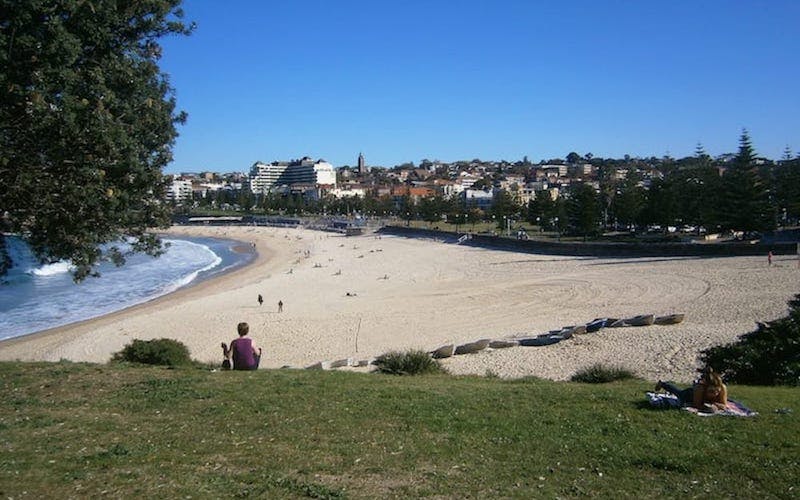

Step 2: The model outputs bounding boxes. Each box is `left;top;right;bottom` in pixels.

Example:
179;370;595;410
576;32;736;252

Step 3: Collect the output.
1;362;798;498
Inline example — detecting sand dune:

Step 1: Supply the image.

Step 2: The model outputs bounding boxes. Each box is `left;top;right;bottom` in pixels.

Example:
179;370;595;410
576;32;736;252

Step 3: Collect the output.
1;225;797;382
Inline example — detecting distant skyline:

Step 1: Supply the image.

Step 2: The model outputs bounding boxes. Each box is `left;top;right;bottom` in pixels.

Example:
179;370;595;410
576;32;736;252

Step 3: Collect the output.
160;1;800;173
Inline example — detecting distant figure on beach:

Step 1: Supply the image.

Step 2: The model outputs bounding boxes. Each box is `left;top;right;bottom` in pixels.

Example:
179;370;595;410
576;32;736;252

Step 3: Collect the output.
221;322;261;371
654;366;727;411
278;300;283;313
768;251;773;266
257;294;263;306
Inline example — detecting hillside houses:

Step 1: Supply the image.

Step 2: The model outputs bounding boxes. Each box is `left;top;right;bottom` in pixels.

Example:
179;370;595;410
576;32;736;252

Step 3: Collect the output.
165;152;738;214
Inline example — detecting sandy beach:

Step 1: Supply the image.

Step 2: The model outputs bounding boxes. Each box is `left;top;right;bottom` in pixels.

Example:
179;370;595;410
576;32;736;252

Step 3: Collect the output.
1;225;797;382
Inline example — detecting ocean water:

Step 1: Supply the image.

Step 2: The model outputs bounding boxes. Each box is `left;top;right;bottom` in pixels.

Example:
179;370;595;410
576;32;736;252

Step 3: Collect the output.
0;236;255;341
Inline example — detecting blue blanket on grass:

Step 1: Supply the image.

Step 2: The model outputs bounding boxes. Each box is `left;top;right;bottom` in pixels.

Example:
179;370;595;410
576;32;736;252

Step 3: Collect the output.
645;392;758;417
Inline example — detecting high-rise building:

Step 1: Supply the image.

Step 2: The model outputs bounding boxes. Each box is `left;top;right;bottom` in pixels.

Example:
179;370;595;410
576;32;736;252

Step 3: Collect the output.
357;152;366;175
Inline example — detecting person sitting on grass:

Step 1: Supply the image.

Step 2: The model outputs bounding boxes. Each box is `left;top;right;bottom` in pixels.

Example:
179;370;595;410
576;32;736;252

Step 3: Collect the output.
655;366;728;411
221;322;261;370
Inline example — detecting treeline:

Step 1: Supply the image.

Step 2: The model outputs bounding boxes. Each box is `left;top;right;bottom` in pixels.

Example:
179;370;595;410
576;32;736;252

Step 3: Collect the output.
186;132;800;237
530;131;799;237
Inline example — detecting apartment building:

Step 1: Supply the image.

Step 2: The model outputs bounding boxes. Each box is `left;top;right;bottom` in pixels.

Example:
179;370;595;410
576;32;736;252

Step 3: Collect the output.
165;178;193;203
247;157;336;195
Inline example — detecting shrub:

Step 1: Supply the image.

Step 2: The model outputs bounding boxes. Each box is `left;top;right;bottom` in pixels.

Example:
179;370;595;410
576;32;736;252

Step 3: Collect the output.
701;293;800;386
571;363;635;383
112;338;192;367
374;350;446;376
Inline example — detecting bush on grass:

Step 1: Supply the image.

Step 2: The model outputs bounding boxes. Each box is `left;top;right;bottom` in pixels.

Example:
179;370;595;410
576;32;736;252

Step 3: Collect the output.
112;338;192;367
701;293;800;386
374;350;446;376
571;363;635;383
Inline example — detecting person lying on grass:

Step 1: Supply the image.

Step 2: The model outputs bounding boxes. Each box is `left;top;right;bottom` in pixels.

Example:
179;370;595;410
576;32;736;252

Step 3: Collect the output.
221;322;262;370
655;366;728;411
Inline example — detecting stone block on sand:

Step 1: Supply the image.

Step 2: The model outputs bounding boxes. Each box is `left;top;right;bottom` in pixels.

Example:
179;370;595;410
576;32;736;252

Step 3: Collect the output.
454;339;491;355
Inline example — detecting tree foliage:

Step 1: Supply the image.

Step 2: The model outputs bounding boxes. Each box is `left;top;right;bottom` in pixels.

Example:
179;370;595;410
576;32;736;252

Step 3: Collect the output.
0;0;192;280
112;338;192;366
719;130;775;232
567;183;601;239
527;191;566;232
701;294;800;386
775;156;800;223
490;189;518;225
610;169;645;229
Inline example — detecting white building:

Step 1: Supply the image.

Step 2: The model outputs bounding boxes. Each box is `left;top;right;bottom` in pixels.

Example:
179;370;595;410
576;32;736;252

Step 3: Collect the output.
542;164;568;177
166;178;193;203
441;182;465;199
328;186;367;199
247;158;336;195
463;188;495;210
457;172;480;189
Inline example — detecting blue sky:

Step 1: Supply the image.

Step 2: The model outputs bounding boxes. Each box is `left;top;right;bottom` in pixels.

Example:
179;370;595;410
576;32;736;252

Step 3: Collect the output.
160;0;800;173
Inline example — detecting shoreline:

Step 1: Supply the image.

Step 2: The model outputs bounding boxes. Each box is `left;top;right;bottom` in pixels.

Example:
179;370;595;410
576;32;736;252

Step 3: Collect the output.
0;228;274;356
1;224;797;382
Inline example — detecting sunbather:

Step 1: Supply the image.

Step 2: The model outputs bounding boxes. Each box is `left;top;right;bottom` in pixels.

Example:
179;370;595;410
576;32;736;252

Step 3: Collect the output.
655;366;727;411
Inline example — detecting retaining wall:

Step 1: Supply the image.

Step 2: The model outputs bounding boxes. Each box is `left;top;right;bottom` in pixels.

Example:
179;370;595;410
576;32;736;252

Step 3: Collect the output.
378;226;798;258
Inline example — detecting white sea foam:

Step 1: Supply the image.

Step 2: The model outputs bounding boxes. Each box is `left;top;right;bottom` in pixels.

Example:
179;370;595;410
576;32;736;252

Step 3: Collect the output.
29;261;74;276
157;240;222;295
0;236;246;340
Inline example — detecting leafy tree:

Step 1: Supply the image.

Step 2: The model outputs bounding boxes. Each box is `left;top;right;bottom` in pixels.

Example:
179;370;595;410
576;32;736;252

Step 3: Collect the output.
567;184;601;240
775;155;800;224
674;163;722;230
595;165;616;229
237;190;255;211
720;130;776;232
0;0;193;280
650;146;724;232
490;189;518;226
694;142;711;164
640;177;678;229
610;169;645;229
527;191;565;231
418;195;444;226
466;208;483;229
701;294;800;386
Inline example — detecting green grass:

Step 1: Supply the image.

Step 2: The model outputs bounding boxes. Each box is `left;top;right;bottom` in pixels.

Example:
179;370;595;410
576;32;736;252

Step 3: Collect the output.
1;361;798;498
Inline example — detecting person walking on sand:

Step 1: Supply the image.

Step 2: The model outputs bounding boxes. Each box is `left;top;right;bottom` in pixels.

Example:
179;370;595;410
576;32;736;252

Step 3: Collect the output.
257;294;263;306
221;322;261;370
278;300;283;313
768;251;773;267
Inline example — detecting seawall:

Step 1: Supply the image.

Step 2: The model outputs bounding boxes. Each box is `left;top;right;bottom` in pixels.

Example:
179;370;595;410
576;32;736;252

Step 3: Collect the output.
378;226;799;258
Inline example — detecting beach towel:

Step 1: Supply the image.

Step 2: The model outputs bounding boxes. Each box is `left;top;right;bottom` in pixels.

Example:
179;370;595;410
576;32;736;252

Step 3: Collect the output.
645;392;682;409
684;400;758;417
645;392;757;417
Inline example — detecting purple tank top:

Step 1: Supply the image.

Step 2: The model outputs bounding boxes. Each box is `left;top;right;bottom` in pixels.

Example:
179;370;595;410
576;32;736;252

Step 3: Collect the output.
231;337;256;370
